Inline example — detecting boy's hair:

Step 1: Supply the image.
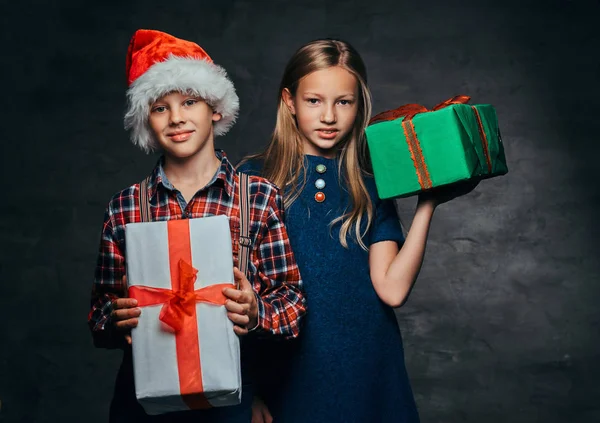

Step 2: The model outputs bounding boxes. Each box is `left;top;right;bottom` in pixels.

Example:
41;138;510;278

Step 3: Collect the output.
123;29;239;153
246;39;374;250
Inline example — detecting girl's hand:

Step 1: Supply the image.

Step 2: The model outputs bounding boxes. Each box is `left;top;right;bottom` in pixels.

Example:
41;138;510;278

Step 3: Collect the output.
418;179;480;208
252;396;273;423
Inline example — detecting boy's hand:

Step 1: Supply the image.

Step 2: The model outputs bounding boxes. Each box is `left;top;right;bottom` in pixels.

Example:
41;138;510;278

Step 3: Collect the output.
252;396;273;423
223;267;259;336
110;276;141;345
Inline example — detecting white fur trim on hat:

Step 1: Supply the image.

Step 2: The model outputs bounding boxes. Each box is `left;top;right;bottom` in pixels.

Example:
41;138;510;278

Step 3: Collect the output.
124;55;239;153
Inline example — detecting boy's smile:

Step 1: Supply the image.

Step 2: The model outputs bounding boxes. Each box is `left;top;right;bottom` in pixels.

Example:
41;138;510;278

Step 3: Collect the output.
166;129;195;142
149;92;222;159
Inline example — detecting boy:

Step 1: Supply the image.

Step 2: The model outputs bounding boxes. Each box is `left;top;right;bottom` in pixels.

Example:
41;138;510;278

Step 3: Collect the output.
88;29;306;422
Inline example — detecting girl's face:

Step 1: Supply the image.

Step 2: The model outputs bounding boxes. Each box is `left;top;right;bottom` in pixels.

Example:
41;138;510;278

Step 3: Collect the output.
149;91;221;160
283;66;359;158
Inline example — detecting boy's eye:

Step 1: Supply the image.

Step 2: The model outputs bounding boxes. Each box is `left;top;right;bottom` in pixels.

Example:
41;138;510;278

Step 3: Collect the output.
184;99;198;106
152;105;167;113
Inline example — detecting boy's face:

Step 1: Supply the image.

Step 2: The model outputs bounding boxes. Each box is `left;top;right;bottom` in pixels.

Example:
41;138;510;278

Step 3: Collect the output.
149;92;222;159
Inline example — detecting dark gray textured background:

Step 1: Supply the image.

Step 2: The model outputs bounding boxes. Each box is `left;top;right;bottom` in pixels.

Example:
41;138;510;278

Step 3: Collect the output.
1;0;599;422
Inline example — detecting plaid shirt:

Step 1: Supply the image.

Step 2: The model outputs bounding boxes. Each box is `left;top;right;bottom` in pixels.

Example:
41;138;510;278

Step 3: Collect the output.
89;151;306;348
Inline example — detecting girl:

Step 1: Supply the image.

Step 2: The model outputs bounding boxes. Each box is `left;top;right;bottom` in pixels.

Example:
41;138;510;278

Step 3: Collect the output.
238;39;477;422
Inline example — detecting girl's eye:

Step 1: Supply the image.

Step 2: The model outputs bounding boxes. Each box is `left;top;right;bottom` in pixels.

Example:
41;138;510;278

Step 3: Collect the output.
184;99;198;106
338;100;352;106
307;98;320;105
152;106;166;113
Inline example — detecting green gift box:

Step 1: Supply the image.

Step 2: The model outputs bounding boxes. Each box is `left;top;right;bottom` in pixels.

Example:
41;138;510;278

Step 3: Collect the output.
366;96;508;199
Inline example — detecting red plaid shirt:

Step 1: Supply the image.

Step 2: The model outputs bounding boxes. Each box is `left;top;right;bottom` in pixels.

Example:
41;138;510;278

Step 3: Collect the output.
89;151;306;348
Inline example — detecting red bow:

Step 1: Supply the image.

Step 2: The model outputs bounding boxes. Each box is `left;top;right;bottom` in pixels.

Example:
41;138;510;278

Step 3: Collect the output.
129;259;229;332
369;95;471;125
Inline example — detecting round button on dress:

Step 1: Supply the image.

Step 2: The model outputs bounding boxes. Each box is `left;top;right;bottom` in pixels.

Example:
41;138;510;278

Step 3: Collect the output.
314;192;326;202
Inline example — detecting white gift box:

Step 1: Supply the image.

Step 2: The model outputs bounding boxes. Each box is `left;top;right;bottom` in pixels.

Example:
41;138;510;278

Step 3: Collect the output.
125;215;241;415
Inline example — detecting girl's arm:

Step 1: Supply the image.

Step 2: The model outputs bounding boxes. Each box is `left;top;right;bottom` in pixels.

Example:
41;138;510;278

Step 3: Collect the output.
369;178;479;307
369;198;436;308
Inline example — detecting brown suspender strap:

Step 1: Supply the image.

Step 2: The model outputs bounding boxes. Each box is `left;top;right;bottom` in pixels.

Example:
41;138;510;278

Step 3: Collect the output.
139;176;152;222
237;172;252;286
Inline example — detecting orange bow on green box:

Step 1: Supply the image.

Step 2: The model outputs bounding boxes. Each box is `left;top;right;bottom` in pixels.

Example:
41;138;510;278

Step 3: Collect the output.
366;95;508;199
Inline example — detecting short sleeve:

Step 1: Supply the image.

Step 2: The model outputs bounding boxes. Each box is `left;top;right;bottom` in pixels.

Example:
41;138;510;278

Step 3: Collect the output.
369;196;405;247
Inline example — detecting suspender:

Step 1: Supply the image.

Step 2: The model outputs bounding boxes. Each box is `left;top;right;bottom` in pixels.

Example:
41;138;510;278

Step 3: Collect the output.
139;176;152;223
237;172;252;286
137;172;252;286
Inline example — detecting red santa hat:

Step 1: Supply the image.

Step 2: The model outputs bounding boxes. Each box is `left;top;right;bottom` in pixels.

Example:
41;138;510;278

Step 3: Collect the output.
124;29;239;152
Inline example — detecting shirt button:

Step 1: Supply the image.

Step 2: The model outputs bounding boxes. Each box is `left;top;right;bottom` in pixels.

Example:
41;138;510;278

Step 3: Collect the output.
315;192;326;203
315;178;326;190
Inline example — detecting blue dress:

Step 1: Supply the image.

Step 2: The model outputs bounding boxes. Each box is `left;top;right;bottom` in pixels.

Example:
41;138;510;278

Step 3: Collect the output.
238;155;420;423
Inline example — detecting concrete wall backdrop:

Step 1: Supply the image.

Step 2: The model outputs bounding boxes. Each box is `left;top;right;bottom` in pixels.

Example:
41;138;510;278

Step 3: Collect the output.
0;0;598;422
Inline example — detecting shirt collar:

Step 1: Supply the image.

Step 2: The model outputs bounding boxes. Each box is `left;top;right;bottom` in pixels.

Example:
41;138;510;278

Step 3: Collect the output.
147;150;236;199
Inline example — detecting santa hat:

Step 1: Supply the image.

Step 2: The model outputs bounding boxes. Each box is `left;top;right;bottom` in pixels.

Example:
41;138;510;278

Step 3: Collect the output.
124;29;239;152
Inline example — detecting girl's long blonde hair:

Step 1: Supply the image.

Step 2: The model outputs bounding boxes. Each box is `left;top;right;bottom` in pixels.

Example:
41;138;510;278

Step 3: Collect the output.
245;39;374;250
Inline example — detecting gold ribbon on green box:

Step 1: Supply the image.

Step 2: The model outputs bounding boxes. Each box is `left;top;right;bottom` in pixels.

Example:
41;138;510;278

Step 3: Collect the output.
366;95;508;199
